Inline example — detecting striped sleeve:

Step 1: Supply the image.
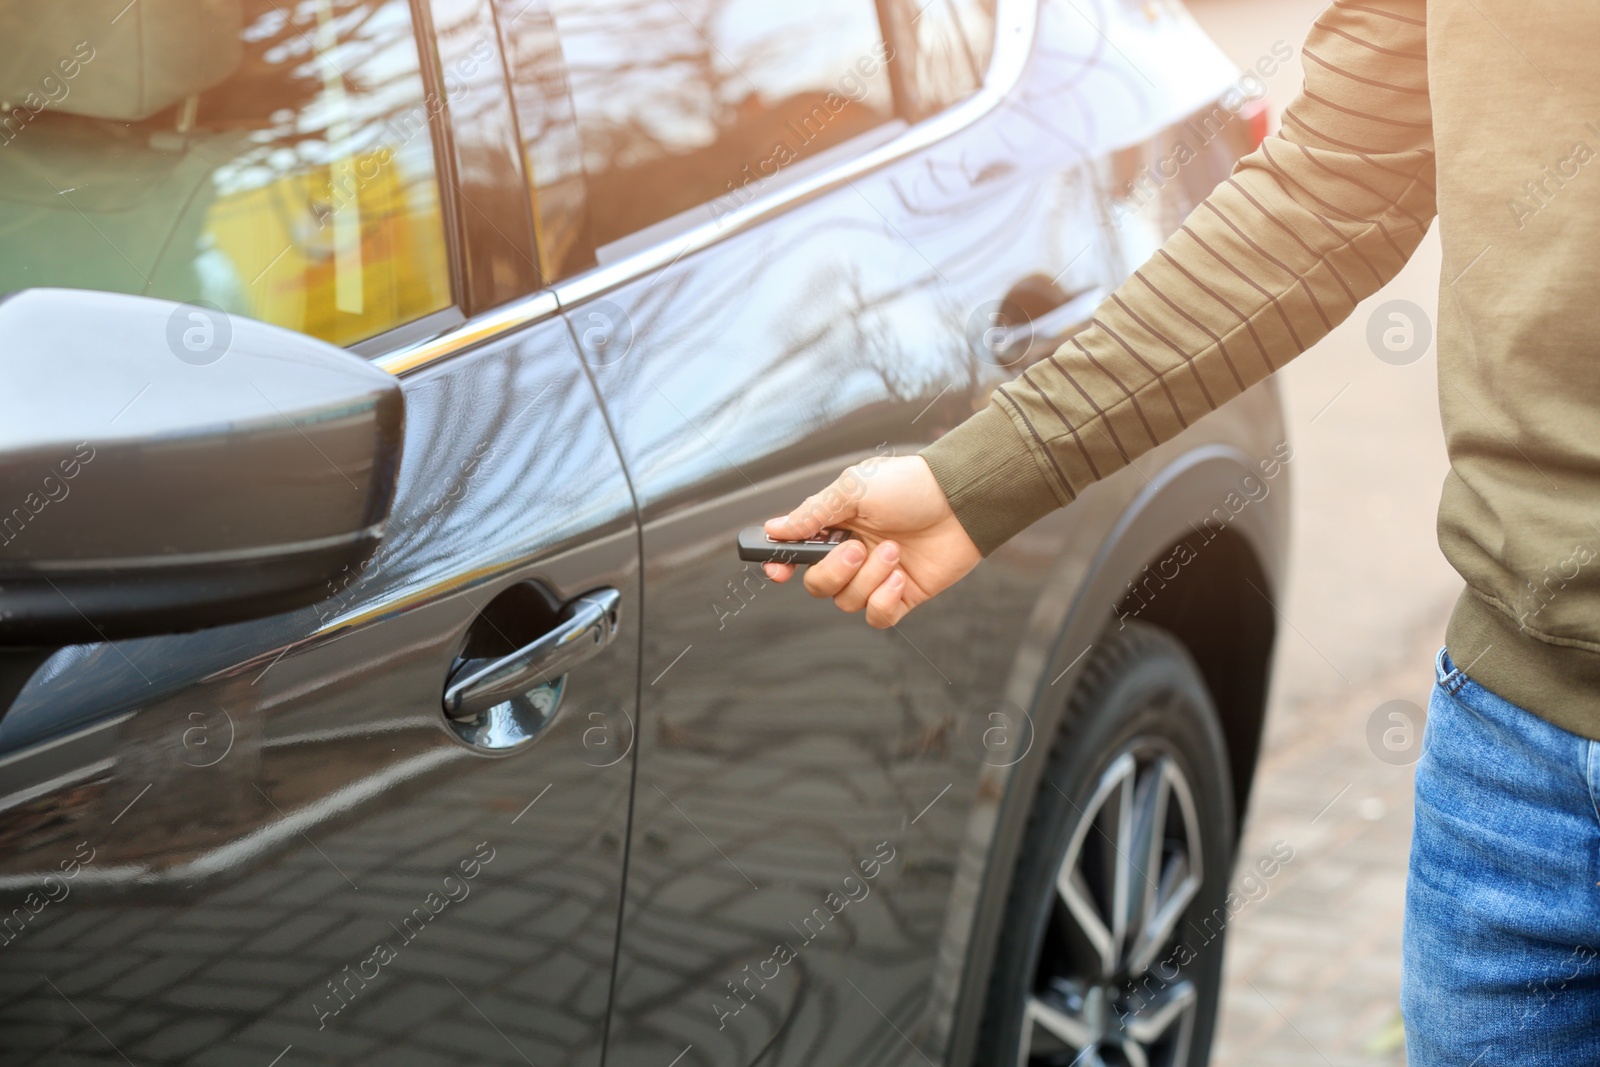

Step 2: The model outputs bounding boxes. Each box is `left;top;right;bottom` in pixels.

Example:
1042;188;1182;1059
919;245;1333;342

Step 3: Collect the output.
922;0;1437;555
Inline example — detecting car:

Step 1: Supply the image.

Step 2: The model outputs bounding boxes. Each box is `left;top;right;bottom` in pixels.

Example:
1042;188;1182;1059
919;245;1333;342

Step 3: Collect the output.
0;1;1288;1065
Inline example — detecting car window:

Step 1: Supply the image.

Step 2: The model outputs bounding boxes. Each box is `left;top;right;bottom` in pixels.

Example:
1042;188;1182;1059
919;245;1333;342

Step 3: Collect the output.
494;0;595;283
883;0;998;121
547;0;896;259
0;0;452;348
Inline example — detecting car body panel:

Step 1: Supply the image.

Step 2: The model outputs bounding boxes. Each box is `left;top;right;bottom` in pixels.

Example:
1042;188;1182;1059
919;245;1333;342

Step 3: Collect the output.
569;166;994;1065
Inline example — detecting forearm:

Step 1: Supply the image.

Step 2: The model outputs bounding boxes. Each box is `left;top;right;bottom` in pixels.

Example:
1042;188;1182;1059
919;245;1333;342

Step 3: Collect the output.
926;0;1436;554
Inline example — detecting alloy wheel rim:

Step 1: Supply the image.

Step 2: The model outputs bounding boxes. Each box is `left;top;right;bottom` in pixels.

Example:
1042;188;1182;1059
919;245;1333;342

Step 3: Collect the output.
1017;745;1205;1066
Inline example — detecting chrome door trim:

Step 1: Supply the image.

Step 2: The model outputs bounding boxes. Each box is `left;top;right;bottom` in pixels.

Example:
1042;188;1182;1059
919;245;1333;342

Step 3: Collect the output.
374;289;561;376
373;0;1038;378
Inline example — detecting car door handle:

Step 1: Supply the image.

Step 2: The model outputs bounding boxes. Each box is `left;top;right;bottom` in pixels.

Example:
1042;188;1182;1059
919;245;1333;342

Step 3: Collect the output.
993;286;1107;368
1027;287;1105;339
443;587;621;719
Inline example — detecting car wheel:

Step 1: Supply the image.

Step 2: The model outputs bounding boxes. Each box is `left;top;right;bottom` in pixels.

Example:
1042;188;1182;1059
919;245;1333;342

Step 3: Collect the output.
977;619;1236;1066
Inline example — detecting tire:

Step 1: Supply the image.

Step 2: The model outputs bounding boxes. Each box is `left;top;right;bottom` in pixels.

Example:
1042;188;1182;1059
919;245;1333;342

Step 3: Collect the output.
976;620;1236;1067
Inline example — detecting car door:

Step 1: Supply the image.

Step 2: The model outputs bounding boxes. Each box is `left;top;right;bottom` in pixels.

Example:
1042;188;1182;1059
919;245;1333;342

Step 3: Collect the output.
521;3;1088;1064
0;3;638;1066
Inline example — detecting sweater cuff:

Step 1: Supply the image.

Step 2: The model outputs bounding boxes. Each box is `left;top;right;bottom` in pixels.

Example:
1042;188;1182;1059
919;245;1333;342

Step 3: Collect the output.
920;401;1069;556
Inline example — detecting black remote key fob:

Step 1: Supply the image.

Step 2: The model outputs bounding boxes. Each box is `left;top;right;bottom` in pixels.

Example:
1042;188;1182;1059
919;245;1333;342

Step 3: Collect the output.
736;526;856;565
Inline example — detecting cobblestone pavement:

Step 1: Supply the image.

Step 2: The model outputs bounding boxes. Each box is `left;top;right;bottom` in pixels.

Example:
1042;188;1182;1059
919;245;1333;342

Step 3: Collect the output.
1210;605;1448;1067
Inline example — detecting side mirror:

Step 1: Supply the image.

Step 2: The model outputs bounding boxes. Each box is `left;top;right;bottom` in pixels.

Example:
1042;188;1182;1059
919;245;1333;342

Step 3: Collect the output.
0;289;404;668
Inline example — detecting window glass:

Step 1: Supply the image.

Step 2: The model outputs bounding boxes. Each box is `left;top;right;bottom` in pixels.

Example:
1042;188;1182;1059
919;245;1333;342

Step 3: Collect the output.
0;0;452;347
548;0;896;256
495;0;595;282
883;0;997;120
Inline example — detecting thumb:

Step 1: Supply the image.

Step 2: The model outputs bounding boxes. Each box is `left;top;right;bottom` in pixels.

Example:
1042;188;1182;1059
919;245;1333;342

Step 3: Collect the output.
766;467;863;540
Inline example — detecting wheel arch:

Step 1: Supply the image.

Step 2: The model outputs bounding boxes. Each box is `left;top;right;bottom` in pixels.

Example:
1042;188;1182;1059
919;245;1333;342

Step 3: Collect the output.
940;440;1287;1065
1015;441;1287;842
1122;522;1277;838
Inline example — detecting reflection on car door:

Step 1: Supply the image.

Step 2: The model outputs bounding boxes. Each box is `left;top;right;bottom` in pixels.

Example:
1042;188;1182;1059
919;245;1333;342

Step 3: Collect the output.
577;192;982;1067
541;3;1054;1064
0;319;639;1067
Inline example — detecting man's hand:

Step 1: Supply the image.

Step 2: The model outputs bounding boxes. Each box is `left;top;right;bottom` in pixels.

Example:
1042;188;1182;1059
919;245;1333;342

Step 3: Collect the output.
763;456;981;628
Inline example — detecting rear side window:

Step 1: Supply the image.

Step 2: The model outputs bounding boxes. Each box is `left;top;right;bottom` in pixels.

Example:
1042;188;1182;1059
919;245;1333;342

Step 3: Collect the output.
0;0;452;347
883;0;998;120
547;0;896;258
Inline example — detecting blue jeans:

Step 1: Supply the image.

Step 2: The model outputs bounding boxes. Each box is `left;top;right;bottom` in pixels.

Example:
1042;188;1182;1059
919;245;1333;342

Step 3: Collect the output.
1402;648;1600;1063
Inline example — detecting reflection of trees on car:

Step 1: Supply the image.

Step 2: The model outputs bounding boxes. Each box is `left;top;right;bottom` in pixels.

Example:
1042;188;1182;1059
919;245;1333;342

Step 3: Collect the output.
583;87;890;245
552;0;895;248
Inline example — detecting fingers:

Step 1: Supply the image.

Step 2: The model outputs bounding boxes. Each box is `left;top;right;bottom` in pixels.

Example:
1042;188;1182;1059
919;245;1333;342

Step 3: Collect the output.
762;561;797;583
771;538;914;627
802;537;867;599
864;571;910;629
765;466;863;541
830;541;900;614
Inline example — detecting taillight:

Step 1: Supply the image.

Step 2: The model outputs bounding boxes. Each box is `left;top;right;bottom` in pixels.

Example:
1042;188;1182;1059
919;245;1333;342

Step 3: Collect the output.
1240;97;1271;149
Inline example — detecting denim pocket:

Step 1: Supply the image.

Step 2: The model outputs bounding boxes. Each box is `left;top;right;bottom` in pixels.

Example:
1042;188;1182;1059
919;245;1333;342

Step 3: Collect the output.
1437;647;1527;730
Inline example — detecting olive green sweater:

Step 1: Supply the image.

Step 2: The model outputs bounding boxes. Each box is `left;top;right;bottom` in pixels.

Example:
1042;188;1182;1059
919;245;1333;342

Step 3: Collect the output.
923;0;1600;738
